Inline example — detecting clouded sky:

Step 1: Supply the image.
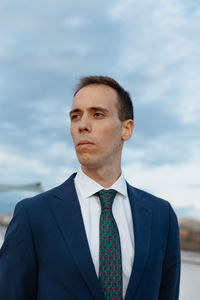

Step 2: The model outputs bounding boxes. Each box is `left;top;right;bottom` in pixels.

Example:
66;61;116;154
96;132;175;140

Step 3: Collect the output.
0;0;200;218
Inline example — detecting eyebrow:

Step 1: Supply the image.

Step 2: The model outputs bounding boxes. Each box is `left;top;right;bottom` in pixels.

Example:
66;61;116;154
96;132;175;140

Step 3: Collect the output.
69;106;109;116
69;108;80;116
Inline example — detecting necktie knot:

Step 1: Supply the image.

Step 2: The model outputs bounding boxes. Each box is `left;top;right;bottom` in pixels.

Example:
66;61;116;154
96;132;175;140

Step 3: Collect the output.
98;189;117;211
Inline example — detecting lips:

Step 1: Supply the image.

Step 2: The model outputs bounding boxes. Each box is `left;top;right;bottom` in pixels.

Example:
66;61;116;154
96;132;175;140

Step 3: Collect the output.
77;140;94;146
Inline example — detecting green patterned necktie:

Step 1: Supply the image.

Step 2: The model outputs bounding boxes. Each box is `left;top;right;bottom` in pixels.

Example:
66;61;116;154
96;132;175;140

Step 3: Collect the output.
98;189;123;300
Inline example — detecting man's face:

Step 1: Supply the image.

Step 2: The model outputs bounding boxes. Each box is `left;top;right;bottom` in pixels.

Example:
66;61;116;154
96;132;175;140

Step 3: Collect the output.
70;84;125;170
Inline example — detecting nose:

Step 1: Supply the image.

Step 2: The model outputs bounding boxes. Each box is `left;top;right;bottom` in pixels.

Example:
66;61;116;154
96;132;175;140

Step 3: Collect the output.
78;115;91;132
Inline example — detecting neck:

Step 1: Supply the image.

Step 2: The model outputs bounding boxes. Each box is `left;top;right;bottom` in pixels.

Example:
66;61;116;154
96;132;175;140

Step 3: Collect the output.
81;164;122;188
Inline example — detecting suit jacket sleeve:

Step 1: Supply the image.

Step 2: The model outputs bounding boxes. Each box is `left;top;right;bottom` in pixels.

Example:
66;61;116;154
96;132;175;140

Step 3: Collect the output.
0;201;38;300
158;204;181;300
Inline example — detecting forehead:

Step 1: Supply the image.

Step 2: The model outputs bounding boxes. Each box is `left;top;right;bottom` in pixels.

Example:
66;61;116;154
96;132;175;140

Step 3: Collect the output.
71;84;119;110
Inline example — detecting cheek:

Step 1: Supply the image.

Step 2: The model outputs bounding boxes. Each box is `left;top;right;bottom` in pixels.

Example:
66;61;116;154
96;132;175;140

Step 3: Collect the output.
97;128;121;146
70;126;76;141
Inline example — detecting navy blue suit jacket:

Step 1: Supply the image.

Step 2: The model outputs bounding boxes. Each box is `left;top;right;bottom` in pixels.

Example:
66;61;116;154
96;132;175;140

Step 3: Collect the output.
0;173;180;299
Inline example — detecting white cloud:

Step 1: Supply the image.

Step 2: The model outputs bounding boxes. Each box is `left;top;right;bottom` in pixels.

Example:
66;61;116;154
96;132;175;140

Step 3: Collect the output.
124;159;200;209
122;130;200;213
0;147;51;181
63;16;84;28
109;0;200;125
0;140;77;188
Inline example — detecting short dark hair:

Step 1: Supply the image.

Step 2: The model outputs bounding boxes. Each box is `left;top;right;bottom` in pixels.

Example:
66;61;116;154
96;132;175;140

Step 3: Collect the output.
74;75;134;121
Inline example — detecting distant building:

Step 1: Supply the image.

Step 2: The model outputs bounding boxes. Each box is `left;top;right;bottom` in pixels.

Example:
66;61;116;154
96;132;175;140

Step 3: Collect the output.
179;219;200;252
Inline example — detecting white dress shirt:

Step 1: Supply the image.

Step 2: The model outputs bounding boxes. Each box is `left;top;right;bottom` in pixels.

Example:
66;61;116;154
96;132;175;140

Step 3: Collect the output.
74;167;135;298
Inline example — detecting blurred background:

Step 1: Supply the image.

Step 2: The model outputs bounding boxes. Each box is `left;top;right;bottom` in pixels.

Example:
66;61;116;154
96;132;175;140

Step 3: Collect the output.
0;0;200;298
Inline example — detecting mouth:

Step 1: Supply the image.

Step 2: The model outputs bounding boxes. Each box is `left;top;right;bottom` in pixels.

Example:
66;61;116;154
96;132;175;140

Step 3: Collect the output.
77;140;94;146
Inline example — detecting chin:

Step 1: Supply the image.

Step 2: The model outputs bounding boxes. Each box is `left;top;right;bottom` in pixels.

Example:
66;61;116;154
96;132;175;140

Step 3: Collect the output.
77;154;93;165
77;155;101;169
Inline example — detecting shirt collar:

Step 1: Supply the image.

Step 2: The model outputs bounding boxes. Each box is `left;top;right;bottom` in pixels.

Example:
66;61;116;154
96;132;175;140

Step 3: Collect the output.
74;167;127;199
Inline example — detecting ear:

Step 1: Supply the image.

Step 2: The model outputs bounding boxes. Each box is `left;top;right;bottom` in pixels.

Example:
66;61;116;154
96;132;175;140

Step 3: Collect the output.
121;119;134;141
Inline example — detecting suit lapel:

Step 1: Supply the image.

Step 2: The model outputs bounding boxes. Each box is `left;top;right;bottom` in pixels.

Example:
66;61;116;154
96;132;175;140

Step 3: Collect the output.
125;183;152;300
49;174;104;300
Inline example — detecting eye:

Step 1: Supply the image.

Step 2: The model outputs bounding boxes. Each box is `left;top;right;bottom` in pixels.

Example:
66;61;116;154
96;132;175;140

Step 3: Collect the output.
94;112;104;118
71;114;80;120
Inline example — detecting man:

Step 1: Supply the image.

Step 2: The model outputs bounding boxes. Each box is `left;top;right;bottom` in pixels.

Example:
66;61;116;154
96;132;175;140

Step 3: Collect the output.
0;76;180;299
